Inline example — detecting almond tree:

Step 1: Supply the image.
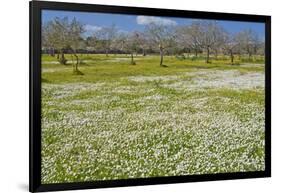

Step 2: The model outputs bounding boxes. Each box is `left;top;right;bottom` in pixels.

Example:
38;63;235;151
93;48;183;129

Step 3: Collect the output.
196;21;224;63
42;23;55;56
251;32;262;56
94;24;118;56
68;17;85;74
145;23;175;67
175;23;202;57
85;36;98;56
222;32;237;65
43;17;70;65
124;32;142;65
136;32;149;56
175;26;190;57
112;32;128;54
42;17;85;74
188;23;203;57
235;29;257;59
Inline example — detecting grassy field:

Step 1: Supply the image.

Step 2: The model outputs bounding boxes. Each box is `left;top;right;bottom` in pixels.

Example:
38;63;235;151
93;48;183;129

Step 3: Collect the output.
41;54;265;183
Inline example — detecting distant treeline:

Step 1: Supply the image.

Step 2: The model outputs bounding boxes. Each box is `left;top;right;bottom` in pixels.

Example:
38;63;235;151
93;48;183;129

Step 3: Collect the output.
42;16;264;73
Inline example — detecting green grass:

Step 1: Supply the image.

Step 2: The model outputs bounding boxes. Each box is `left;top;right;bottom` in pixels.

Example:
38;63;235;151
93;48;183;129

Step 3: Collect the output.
42;54;264;83
41;54;265;183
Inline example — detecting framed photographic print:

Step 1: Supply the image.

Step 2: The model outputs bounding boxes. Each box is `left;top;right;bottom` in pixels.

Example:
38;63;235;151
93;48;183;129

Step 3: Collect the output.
30;1;271;192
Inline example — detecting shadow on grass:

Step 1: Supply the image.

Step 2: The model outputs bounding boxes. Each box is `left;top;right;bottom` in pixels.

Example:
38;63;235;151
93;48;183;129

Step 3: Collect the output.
42;78;50;83
174;64;222;70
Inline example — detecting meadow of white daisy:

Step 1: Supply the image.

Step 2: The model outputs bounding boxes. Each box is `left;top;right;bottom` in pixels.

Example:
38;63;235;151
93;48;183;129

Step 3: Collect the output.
41;54;265;183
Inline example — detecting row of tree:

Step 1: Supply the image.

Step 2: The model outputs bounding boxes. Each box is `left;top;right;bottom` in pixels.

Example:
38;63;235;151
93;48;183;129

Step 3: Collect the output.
42;17;264;73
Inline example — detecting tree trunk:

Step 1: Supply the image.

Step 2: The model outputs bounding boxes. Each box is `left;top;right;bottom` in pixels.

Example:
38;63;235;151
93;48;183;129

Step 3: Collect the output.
48;47;51;56
230;51;234;65
247;46;251;59
58;49;67;65
215;50;218;59
106;49;108;57
71;50;83;75
73;53;79;72
160;47;164;66
142;48;146;56
130;53;135;65
195;49;198;57
71;54;74;66
206;47;210;63
51;47;55;57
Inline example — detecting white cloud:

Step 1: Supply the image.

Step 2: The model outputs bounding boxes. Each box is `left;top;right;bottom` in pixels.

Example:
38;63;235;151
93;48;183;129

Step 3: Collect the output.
85;24;102;33
83;24;130;37
136;16;177;26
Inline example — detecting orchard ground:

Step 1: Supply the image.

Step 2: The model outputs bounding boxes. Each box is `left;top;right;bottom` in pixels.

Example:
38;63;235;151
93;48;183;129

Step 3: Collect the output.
41;54;265;183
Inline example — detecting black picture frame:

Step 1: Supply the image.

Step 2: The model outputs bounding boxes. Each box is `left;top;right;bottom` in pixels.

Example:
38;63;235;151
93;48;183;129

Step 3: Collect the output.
29;1;271;192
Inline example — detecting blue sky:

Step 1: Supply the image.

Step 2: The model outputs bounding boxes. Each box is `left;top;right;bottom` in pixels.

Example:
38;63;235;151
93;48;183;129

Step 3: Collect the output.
42;10;265;38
